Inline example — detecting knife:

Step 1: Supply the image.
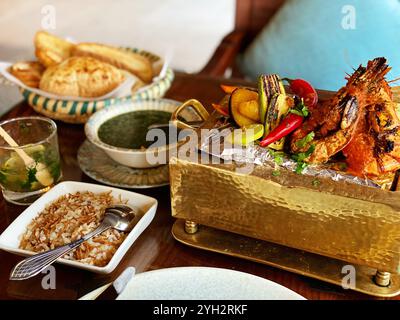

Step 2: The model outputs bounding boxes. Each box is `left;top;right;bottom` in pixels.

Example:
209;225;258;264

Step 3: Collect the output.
79;267;135;300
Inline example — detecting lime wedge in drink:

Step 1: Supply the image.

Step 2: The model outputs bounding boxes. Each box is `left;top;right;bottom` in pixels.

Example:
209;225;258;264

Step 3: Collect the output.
23;144;45;153
3;154;24;171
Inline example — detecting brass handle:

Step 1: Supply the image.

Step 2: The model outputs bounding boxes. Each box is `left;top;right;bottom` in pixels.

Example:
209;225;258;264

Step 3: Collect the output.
171;99;210;130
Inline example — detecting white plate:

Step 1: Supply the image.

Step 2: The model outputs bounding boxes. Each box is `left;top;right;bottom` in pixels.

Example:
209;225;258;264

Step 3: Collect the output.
0;181;158;274
116;267;306;300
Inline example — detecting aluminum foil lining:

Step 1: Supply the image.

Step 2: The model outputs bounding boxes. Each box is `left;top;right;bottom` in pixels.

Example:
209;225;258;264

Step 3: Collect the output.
198;127;381;189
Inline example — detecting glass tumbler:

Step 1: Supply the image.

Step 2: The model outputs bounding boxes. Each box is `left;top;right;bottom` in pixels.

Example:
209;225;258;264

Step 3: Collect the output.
0;117;62;205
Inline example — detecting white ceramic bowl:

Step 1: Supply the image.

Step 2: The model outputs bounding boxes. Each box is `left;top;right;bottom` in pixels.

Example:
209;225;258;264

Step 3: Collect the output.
85;99;195;168
0;181;158;274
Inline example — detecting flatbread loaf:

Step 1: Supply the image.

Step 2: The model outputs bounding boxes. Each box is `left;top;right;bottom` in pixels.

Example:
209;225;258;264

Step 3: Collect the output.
39;56;125;98
8;61;45;88
73;43;153;83
34;31;75;67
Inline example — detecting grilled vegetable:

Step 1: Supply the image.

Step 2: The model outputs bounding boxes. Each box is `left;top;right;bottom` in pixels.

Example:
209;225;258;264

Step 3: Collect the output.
212;103;229;116
258;74;289;150
264;94;289;134
283;78;318;108
229;88;259;127
220;84;239;94
260;113;304;147
238;100;260;122
263;93;291;150
212;94;231;116
258;74;285;123
226;124;264;146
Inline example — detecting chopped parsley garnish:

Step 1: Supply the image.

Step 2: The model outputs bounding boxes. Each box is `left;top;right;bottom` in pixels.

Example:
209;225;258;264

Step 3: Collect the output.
295;131;315;148
289;99;309;117
291;144;315;174
291;144;315;163
272;170;281;176
289;109;303;116
295;162;308;174
268;149;284;165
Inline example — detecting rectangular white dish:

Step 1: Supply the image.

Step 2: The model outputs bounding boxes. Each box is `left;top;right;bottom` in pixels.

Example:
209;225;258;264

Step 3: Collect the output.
0;181;158;274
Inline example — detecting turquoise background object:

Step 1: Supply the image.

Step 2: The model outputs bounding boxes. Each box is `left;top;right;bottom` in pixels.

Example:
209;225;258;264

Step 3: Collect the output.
240;0;400;90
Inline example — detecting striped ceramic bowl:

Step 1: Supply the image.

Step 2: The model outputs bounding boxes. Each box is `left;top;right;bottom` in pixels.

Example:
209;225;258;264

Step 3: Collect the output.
19;48;174;124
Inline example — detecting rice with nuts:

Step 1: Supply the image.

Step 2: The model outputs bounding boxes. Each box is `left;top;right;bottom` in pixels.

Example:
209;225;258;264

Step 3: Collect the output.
19;191;128;267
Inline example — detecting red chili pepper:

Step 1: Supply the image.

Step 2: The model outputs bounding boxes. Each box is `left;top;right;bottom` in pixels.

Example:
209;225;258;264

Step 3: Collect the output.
212;103;229;116
283;78;318;108
259;113;304;147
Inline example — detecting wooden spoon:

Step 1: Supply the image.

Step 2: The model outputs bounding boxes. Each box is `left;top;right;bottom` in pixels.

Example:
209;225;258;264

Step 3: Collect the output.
0;126;53;187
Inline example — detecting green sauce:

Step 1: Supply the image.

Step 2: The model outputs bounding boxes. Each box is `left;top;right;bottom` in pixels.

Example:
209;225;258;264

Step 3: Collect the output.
98;110;176;149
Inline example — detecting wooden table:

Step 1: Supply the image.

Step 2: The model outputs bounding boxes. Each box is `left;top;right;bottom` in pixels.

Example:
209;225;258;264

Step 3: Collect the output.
0;73;394;300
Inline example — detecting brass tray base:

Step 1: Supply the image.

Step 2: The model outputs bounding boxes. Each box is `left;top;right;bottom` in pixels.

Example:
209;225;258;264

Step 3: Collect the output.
172;219;400;298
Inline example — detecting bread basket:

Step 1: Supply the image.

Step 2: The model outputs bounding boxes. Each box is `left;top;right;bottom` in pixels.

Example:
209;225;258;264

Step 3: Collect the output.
5;48;174;124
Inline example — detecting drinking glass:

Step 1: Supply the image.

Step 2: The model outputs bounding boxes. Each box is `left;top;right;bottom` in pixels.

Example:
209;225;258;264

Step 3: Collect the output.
0;117;62;205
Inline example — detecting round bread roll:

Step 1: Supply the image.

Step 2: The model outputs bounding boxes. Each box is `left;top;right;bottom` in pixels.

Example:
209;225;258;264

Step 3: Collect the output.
39;56;125;98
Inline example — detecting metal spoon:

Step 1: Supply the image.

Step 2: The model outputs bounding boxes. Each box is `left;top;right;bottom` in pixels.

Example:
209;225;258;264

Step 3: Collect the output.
10;204;141;281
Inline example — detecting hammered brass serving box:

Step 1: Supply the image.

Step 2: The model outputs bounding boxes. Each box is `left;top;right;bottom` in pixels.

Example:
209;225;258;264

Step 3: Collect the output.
169;101;400;297
170;157;400;272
